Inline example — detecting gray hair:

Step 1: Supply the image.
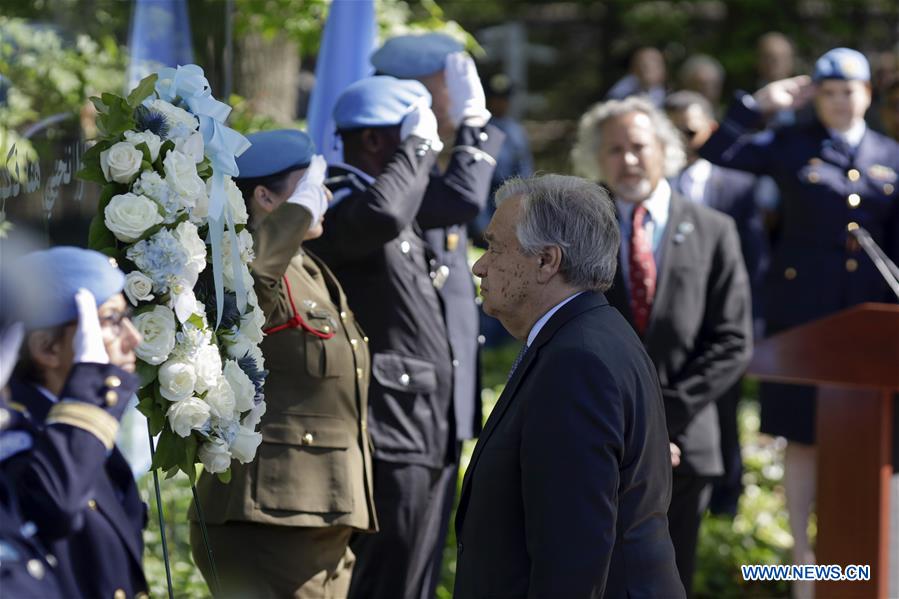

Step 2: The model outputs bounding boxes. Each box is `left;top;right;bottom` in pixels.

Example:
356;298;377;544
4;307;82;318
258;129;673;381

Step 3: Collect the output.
495;174;620;292
570;95;686;182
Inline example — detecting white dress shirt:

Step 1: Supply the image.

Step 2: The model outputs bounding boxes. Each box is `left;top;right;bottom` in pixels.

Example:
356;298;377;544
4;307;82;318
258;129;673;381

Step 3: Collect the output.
526;292;585;348
616;178;672;286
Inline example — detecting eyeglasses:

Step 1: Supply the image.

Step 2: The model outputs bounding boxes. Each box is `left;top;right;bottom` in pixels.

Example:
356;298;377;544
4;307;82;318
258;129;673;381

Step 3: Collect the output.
99;306;135;335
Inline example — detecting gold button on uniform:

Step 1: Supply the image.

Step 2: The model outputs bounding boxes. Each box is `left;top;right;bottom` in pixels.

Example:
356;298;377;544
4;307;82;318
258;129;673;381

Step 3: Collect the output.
847;222;859;232
846;258;858;272
321;325;331;334
885;183;895;195
847;168;860;181
363;336;369;344
350;339;358;350
340;311;347;321
807;171;820;183
784;267;797;280
26;558;45;580
114;589;126;599
104;375;121;388
302;432;314;445
356;367;363;380
847;193;861;208
105;390;118;406
88;499;98;510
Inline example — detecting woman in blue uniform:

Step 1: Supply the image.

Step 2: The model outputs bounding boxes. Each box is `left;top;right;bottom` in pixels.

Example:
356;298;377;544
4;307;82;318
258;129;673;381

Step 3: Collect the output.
700;47;899;598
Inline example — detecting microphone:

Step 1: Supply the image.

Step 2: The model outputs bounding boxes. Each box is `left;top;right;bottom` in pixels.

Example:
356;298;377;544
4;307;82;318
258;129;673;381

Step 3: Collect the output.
850;226;899;301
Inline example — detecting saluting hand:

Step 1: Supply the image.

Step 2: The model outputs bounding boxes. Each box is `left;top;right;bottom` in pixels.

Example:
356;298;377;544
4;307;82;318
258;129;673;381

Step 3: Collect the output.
287;154;329;223
753;75;815;114
445;51;491;128
670;442;681;468
400;97;444;152
73;288;110;365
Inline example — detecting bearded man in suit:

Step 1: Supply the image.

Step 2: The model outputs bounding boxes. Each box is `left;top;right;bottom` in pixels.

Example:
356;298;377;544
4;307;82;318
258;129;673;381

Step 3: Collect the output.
454;174;683;598
572;96;753;596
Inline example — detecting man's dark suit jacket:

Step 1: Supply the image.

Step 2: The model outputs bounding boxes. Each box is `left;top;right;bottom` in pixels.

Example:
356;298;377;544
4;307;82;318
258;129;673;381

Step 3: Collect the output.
453;292;684;598
606;193;753;476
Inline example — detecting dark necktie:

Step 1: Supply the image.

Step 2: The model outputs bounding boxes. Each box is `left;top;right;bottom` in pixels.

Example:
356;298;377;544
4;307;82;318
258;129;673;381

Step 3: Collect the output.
508;343;528;381
629;204;657;336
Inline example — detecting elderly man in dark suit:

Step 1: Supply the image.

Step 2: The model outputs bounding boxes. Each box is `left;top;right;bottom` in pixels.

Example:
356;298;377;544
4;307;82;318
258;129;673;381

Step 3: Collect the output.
573;96;753;596
665;90;769;517
455;174;683;598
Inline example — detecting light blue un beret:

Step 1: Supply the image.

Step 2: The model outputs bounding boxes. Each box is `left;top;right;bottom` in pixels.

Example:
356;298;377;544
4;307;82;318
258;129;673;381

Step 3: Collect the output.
371;32;464;79
236;129;316;179
333;76;431;130
813;48;870;83
14;247;125;330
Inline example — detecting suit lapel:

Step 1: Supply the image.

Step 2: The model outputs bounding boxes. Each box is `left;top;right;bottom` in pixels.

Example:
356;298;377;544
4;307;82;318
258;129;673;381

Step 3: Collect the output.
455;292;607;533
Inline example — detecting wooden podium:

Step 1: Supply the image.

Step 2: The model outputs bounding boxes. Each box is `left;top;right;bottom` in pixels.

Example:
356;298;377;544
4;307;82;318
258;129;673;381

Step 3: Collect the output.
749;303;899;598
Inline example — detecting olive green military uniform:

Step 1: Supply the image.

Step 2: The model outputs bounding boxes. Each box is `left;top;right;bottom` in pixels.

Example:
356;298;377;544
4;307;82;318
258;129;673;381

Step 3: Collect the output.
189;202;376;599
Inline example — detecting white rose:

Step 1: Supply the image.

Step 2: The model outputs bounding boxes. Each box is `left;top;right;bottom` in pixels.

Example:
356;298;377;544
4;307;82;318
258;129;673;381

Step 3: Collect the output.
237;229;255;263
164;150;206;200
158;360;197;402
239;307;265;344
173;221;207;277
124;129;162;162
204;376;236;420
174;131;205;163
224;360;255;413
193;344;222;394
123;271;154;306
223;259;254;293
199;436;231;473
225;177;249;225
229;426;262;464
104;193;163;243
242;401;266;430
166;397;210;437
100;141;143;184
132;305;177;365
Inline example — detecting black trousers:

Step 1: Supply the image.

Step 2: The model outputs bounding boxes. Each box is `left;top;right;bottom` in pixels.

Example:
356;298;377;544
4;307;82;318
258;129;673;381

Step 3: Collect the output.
348;458;459;599
709;381;743;517
668;474;712;598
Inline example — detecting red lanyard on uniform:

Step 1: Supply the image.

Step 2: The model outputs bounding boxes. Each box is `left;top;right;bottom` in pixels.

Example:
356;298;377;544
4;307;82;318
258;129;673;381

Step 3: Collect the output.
263;275;336;339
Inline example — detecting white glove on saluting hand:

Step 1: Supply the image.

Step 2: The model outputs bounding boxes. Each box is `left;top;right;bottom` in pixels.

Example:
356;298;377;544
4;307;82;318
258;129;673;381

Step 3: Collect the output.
400;97;444;152
445;52;491;128
287;154;329;224
74;288;109;365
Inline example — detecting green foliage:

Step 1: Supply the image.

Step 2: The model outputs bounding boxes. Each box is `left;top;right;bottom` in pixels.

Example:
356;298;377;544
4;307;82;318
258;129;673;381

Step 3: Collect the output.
0;17;125;180
226;94;296;135
233;0;329;48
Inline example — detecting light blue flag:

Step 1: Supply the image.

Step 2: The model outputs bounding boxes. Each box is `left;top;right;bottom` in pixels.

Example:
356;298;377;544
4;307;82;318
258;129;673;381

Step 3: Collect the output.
126;0;194;92
307;0;377;163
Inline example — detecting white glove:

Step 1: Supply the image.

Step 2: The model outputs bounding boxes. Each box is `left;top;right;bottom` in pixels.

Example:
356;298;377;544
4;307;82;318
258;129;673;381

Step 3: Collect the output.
753;75;814;114
287;154;329;223
445;52;491;128
400;97;444;152
73;288;109;364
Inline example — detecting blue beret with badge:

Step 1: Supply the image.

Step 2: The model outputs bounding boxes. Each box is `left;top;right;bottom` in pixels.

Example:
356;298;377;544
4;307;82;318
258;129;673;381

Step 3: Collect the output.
813;47;870;83
371;32;463;79
236;129;316;179
13;247;125;330
333;76;431;131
